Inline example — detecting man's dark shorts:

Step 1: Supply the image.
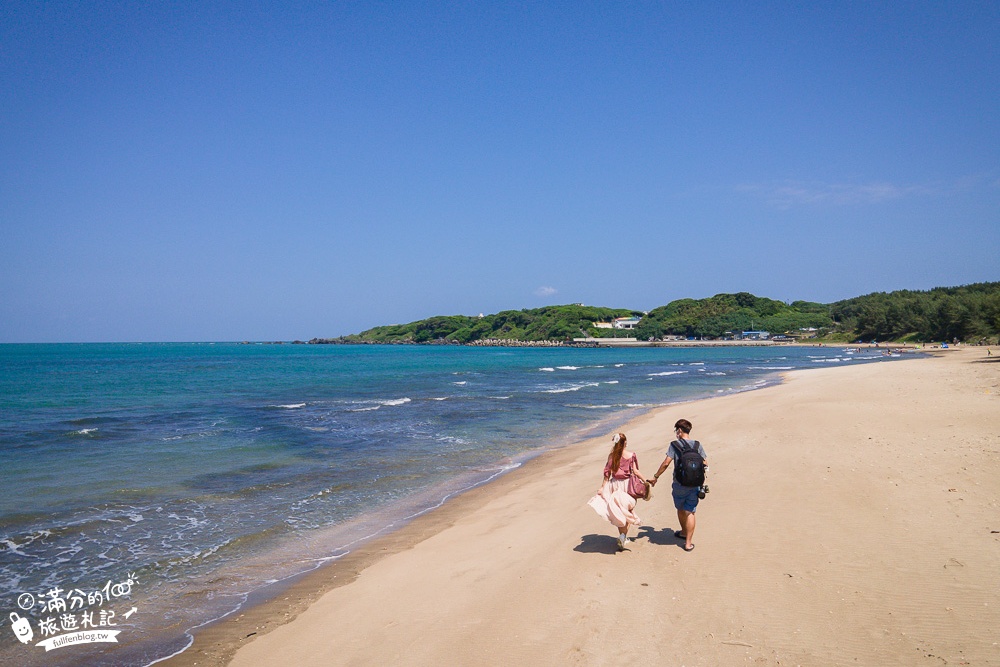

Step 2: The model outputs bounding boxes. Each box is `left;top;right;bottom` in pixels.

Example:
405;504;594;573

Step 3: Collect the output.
672;482;700;512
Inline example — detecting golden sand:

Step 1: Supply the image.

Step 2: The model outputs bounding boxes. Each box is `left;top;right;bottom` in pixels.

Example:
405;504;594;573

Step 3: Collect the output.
168;348;1000;666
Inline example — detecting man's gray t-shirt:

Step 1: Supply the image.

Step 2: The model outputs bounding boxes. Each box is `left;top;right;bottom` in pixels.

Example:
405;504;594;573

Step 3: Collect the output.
667;438;707;486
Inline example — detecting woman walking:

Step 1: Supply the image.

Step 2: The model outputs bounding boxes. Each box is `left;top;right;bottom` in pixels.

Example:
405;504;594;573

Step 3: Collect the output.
588;432;649;551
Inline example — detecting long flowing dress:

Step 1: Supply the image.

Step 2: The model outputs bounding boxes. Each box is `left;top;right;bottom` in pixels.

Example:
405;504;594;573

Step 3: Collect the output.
588;452;640;529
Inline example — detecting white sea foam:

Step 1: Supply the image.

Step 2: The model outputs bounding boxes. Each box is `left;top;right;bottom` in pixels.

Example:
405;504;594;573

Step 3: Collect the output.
542;383;600;394
453;381;468;385
274;403;306;409
539;367;556;372
614;363;625;367
435;435;470;445
604;380;619;384
75;428;98;435
556;366;580;370
2;539;30;557
348;397;411;412
380;398;411;406
748;366;794;370
647;371;689;377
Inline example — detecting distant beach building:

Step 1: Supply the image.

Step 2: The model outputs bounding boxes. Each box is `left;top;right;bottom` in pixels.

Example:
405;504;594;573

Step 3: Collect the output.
593;316;643;330
739;330;770;340
612;317;642;330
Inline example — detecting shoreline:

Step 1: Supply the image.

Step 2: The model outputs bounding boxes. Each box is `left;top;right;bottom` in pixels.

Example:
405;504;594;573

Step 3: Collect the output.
303;338;935;348
168;348;999;666
1;344;880;667
162;362;785;666
161;422;634;667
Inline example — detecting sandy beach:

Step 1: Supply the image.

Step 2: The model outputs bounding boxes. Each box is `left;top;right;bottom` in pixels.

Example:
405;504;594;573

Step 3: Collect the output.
169;347;1000;667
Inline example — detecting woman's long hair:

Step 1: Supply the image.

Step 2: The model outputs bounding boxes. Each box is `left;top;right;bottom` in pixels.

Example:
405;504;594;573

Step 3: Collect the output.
609;432;627;473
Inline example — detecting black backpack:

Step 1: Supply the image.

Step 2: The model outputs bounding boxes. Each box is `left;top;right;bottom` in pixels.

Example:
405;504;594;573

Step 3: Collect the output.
674;439;705;487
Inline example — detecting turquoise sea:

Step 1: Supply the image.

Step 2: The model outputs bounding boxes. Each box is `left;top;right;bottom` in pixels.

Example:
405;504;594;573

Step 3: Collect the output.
0;343;907;665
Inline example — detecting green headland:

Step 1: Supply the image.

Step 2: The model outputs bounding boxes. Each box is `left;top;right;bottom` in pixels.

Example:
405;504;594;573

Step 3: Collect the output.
314;282;1000;346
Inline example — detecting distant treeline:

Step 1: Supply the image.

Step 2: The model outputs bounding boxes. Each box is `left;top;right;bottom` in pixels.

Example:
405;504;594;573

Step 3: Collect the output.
329;282;1000;344
830;282;1000;343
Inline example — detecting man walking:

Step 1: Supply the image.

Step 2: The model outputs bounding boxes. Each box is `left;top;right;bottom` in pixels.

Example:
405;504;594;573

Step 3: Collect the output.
649;419;707;552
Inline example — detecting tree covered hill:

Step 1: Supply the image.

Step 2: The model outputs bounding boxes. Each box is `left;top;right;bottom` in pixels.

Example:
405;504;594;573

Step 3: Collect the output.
338;305;642;343
326;283;1000;344
634;293;833;340
830;282;1000;343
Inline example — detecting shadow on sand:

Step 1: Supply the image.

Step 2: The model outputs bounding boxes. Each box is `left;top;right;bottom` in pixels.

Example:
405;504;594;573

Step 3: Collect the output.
576;525;687;554
574;534;620;555
636;525;691;550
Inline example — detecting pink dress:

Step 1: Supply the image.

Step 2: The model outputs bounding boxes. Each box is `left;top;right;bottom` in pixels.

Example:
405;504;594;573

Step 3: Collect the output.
588;452;640;529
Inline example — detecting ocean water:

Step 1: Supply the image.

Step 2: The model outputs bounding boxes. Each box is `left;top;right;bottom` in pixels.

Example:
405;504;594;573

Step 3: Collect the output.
0;343;906;665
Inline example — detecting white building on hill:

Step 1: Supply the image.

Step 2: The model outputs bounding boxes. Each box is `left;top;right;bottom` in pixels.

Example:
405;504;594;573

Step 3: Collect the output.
613;317;642;330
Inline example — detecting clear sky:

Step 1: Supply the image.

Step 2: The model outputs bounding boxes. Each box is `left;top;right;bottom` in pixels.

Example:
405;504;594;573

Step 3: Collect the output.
2;2;998;342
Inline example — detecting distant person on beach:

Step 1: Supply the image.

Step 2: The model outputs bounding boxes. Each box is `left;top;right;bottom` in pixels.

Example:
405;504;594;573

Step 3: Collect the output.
649;419;707;552
588;432;650;551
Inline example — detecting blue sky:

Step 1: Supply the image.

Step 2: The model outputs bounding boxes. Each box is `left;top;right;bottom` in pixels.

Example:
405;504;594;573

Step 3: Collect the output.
2;2;998;342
